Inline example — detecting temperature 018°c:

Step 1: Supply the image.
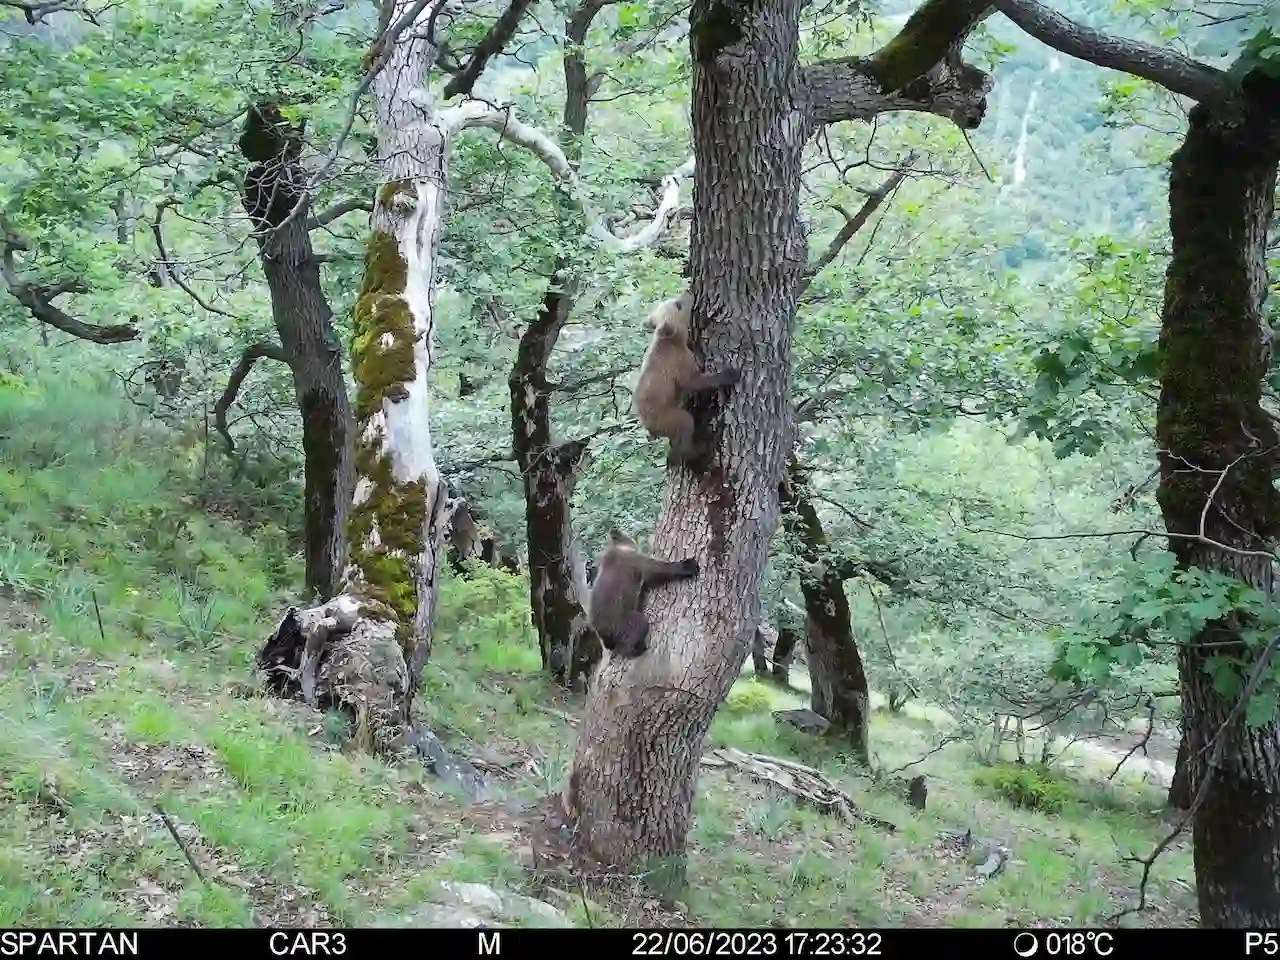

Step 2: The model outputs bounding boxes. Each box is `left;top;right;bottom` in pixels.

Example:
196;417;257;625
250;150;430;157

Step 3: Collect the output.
1011;932;1114;957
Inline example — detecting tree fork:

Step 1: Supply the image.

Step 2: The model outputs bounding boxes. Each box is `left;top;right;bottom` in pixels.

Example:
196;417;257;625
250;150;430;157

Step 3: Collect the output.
560;0;994;888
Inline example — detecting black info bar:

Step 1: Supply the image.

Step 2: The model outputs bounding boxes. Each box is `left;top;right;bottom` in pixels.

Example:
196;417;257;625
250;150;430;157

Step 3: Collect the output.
1;928;1274;957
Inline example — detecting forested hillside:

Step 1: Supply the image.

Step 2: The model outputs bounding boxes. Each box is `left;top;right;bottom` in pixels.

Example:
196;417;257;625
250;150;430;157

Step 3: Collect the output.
1;0;1278;931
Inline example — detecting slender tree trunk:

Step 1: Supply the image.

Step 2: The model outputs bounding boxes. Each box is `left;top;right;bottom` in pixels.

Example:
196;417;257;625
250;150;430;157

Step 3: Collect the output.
509;1;602;689
257;0;458;750
752;626;770;676
561;0;807;885
772;623;800;685
782;458;870;763
1168;727;1192;810
1155;86;1280;928
239;111;355;602
752;623;801;686
510;285;599;688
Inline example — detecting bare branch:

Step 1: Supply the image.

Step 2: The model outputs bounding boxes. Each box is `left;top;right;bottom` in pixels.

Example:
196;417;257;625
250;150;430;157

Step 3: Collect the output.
443;102;693;252
991;0;1237;107
441;0;538;100
151;199;243;320
1111;631;1280;922
214;342;291;455
1;0;83;24
307;197;373;230
0;217;139;345
798;156;914;296
266;0;438;238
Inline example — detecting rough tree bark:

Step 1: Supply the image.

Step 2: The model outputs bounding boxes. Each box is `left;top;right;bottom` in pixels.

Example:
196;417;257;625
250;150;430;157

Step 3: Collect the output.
1155;81;1280;928
562;0;810;883
511;250;598;687
782;457;871;764
238;101;355;602
559;0;991;884
1168;726;1192;810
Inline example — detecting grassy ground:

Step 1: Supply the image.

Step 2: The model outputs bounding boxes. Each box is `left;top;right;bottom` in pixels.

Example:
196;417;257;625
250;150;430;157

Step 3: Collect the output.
0;356;1198;928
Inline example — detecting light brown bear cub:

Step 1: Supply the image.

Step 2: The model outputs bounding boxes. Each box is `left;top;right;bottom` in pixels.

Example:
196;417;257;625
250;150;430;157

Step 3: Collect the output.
633;291;740;470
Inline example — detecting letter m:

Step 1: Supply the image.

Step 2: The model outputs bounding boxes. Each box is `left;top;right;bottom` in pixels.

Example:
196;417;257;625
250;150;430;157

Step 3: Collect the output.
478;932;500;955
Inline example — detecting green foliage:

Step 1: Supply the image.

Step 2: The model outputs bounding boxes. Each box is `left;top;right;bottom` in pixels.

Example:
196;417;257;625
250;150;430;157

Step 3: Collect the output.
722;680;776;716
1053;553;1280;728
972;763;1072;814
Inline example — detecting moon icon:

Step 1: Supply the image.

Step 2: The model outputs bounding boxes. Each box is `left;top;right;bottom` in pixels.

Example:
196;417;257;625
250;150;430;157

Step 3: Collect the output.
1013;933;1039;957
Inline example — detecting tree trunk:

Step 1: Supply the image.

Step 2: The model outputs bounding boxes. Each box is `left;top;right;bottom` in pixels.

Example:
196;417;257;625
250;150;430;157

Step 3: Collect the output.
1155;84;1280;928
751;626;770;676
257;0;458;751
751;620;800;686
510;285;599;689
561;0;808;886
772;622;800;685
1168;727;1192;810
782;458;870;764
508;2;603;689
239;108;355;602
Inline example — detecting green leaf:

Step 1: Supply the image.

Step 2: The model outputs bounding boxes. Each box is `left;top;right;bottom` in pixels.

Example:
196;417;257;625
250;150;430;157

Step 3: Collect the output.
1244;686;1280;728
1206;656;1243;701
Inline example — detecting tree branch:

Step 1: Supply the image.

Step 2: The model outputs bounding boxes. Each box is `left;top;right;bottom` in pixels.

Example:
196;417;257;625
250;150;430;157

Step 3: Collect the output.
441;0;539;100
265;0;438;238
0;218;139;345
307;197;373;230
1;0;85;25
443;102;693;252
990;0;1237;107
151;199;243;319
214;342;290;455
798;156;914;296
803;0;993;130
864;0;992;91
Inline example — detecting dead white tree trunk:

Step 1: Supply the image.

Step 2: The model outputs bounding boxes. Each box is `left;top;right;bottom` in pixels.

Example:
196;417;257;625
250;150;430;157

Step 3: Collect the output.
256;0;690;752
258;0;458;752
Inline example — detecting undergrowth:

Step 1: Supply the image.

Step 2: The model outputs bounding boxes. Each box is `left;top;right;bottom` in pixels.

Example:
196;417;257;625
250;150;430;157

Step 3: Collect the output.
971;763;1072;815
0;348;1199;928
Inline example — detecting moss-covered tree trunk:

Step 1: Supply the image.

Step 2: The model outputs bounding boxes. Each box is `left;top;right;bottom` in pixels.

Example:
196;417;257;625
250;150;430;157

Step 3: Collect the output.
257;0;459;751
238;102;355;603
782;458;870;764
509;0;604;690
1155;83;1280;927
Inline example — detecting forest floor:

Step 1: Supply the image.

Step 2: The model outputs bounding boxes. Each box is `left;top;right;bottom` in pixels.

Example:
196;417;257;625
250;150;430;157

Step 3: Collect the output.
0;365;1198;928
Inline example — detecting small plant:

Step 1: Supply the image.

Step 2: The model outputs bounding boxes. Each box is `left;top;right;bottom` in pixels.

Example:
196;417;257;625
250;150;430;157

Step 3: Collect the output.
723;680;774;715
972;762;1072;815
172;574;227;650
